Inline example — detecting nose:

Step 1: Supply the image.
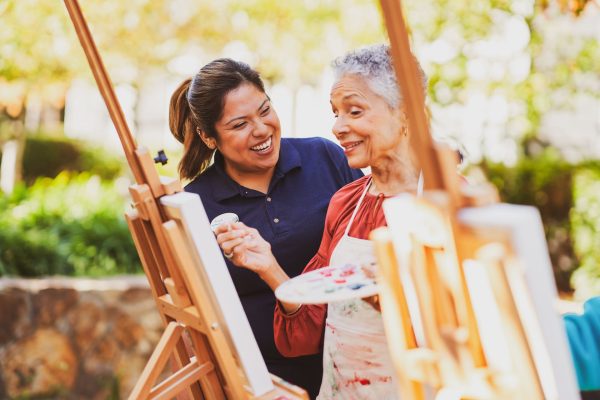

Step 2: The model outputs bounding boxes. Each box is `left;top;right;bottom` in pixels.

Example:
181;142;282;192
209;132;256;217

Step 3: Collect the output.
332;116;349;139
252;118;270;137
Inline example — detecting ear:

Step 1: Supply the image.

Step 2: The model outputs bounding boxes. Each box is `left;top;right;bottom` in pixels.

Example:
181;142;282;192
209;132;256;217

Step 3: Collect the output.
198;129;217;150
399;108;409;126
395;107;409;137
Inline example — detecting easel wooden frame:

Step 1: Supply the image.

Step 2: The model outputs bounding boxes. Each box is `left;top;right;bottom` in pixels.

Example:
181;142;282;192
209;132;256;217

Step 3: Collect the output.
63;1;308;399
374;0;580;398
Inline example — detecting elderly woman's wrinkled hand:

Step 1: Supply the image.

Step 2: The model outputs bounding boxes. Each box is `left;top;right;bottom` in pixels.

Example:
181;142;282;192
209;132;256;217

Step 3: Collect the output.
215;222;276;275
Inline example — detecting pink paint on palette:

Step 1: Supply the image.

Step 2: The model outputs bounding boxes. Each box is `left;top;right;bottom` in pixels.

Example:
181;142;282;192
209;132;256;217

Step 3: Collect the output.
275;263;379;304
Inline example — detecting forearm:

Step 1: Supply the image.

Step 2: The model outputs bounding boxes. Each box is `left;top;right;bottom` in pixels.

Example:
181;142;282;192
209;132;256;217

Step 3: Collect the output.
258;261;299;314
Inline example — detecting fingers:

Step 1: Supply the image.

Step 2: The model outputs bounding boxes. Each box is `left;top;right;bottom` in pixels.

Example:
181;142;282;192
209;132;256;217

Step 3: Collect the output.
227;240;260;270
227;234;259;258
214;223;256;263
214;222;263;241
361;261;378;279
214;221;249;235
213;221;271;272
216;225;249;246
219;236;246;256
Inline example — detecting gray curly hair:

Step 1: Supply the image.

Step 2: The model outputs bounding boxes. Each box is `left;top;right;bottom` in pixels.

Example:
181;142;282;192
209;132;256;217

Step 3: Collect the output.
331;43;427;109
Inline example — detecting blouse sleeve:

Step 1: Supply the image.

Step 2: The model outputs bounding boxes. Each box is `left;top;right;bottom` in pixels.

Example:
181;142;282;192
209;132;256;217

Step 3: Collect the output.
273;285;327;356
272;200;339;357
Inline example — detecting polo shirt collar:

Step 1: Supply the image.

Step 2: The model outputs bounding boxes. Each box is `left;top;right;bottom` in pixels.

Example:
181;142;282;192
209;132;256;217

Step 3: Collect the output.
274;139;301;177
211;139;302;201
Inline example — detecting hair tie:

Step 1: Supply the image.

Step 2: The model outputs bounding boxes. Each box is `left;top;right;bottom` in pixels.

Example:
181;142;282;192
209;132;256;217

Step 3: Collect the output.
186;76;195;103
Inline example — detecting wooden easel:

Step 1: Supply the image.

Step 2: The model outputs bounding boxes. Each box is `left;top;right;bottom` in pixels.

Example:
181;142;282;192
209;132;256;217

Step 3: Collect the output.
373;0;580;399
63;1;308;399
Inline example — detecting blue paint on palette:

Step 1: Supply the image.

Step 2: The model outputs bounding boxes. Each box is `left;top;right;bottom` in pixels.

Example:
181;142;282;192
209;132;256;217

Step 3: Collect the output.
348;283;366;290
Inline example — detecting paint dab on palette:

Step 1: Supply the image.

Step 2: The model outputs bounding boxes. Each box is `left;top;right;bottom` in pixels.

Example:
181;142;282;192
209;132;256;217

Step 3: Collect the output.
275;263;379;304
349;283;365;290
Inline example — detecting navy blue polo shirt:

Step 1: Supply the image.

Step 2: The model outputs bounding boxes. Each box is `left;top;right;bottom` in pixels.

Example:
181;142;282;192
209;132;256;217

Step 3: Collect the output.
185;137;362;397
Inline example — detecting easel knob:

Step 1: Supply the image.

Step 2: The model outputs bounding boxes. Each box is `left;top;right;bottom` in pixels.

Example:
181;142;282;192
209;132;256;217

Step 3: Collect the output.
154;150;168;165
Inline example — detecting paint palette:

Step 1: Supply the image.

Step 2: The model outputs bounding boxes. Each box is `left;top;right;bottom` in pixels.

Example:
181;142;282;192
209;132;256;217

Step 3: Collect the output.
275;264;378;304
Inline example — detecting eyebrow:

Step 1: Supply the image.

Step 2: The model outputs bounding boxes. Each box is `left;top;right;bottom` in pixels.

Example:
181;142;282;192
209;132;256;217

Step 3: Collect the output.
342;93;360;101
331;93;362;104
225;98;270;126
330;93;365;110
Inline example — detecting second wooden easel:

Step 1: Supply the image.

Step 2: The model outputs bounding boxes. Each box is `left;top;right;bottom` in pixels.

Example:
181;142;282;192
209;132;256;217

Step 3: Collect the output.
373;0;580;398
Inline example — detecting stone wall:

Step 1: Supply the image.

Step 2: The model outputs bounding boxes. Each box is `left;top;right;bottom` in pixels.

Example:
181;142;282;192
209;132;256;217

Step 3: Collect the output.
0;276;163;399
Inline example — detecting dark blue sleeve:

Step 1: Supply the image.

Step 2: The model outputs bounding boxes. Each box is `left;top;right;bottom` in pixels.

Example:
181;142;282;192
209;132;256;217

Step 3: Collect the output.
320;138;364;185
564;296;600;391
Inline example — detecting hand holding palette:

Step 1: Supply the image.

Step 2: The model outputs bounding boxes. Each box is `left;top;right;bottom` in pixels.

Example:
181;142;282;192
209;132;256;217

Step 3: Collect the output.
275;263;379;304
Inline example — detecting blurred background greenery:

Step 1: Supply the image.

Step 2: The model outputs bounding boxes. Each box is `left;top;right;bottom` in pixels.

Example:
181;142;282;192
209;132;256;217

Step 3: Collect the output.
0;0;598;298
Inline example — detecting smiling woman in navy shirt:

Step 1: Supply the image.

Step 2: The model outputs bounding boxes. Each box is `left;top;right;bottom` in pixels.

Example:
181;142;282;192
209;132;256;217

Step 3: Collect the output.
168;58;362;398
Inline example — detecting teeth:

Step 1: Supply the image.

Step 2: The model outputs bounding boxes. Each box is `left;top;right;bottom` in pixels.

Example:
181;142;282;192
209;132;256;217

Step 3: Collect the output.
346;142;361;149
251;137;271;151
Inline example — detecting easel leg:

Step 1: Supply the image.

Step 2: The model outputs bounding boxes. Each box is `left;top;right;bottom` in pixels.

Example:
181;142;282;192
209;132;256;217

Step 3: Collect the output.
128;322;207;400
129;322;185;399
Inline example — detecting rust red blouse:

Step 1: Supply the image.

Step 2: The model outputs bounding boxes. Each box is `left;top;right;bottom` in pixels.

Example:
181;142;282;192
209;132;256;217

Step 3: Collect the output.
273;175;388;357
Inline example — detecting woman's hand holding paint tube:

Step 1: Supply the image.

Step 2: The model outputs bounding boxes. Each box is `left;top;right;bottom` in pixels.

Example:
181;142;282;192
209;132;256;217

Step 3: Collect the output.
214;222;299;313
215;222;276;276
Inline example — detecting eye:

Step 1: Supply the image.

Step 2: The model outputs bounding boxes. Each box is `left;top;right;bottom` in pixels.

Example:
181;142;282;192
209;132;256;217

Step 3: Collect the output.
350;108;362;116
233;121;247;129
260;106;270;116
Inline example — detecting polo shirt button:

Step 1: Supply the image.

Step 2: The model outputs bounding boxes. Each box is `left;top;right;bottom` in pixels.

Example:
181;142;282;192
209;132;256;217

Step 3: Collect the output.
266;197;272;202
273;218;280;223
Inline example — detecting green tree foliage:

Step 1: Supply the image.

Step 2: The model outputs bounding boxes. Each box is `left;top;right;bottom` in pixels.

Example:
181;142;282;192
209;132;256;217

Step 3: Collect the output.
481;147;578;291
0;0;386;89
571;166;600;298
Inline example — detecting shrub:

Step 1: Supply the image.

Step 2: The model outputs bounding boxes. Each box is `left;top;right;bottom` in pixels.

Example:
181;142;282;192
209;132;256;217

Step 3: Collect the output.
0;172;141;277
479;148;577;292
571;165;600;298
479;148;600;295
0;135;125;183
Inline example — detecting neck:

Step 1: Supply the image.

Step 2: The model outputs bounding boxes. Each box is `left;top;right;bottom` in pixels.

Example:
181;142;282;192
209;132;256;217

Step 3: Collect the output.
369;153;419;196
225;166;275;194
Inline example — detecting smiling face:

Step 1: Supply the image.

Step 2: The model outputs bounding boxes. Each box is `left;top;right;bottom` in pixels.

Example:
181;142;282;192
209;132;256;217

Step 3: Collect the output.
210;83;281;182
330;74;406;170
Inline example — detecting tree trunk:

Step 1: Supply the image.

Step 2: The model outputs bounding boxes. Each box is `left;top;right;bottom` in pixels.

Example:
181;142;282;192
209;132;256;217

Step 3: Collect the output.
0;126;26;194
290;86;298;138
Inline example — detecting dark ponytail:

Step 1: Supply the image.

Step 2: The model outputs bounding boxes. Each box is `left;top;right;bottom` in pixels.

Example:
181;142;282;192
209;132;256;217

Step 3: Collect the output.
169;79;214;180
169;58;266;180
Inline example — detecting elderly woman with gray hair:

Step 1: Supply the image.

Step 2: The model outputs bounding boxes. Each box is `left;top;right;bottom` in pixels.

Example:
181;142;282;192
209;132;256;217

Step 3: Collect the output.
215;43;426;399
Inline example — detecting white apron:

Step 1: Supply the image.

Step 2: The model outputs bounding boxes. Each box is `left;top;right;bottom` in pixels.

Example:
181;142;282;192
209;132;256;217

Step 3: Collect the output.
317;178;399;400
